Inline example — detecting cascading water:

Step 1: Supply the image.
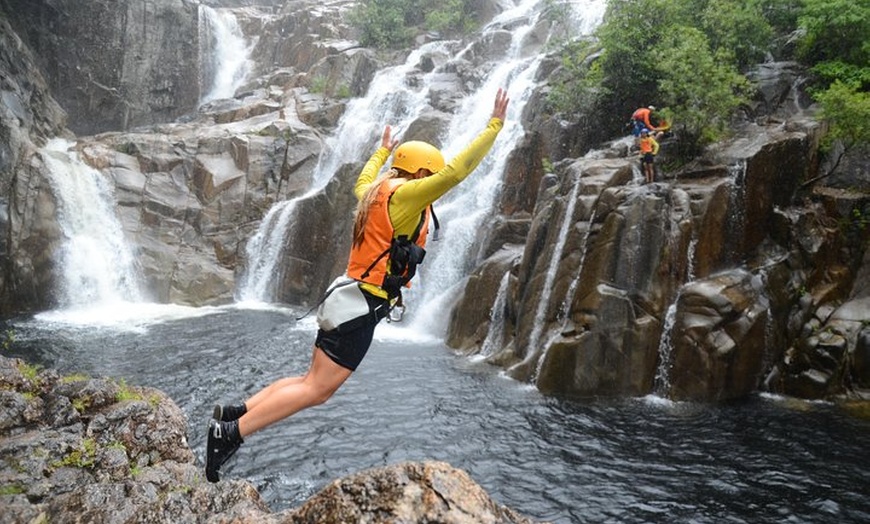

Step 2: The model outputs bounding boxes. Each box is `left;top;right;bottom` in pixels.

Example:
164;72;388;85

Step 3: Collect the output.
238;0;608;322
478;270;511;359
405;0;606;335
524;174;582;363
559;208;597;323
653;299;679;395
237;40;459;303
40;139;143;309
199;6;253;105
686;236;698;281
726;160;747;262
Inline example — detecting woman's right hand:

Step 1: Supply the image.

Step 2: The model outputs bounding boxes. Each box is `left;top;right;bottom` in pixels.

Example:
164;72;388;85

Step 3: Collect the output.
492;88;509;121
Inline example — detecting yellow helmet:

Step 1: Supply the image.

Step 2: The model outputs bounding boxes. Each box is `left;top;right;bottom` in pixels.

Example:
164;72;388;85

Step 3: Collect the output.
392;141;445;174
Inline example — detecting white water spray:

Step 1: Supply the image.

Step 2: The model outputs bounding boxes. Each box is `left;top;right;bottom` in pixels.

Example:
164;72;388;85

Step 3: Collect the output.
238;0;608;317
199;6;253;104
479;270;512;358
505;173;581;375
237;40;457;303
406;1;605;336
559;208;597;322
654;300;678;395
40;139;143;308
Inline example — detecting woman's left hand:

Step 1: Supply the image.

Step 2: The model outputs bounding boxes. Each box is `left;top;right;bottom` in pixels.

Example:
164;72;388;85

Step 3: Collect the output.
381;125;399;152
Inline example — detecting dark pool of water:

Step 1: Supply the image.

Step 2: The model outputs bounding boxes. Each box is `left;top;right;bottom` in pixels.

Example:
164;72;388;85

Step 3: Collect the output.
5;306;870;523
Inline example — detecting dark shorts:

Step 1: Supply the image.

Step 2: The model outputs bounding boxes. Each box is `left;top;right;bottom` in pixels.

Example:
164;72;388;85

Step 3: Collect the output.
315;291;389;371
641;153;655;164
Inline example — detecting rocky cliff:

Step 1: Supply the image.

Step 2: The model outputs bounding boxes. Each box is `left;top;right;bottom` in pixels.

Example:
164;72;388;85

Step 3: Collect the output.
0;355;538;523
0;0;204;135
0;0;868;405
447;96;870;402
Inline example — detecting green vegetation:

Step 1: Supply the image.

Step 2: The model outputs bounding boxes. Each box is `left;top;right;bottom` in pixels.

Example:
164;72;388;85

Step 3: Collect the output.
309;75;328;94
797;0;870;181
16;360;41;383
308;76;352;99
349;0;478;49
548;0;867;163
550;0;772;157
71;395;91;413
60;373;90;384
0;484;25;496
115;378;144;403
1;329;13;352
51;439;97;470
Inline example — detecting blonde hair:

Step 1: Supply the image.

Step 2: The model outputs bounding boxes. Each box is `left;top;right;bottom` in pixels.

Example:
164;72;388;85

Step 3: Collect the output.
352;168;407;247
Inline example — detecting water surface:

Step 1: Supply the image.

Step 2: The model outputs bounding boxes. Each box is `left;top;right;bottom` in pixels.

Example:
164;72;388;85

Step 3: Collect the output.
6;307;869;523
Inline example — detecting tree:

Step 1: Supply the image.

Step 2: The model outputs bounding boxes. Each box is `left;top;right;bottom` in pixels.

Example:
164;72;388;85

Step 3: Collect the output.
349;0;410;49
700;0;773;69
801;81;870;186
798;0;870;69
654;27;751;151
796;0;870;183
349;0;477;49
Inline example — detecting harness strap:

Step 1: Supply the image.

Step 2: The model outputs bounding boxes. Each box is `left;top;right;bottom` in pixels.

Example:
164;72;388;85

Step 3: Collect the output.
295;278;358;321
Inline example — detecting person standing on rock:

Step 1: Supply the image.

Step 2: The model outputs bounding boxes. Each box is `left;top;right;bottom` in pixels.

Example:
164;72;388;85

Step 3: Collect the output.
205;88;510;483
638;129;660;184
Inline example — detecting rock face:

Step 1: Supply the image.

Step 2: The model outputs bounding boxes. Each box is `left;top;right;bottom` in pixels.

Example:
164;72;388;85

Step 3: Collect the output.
0;355;270;523
0;17;71;312
0;0;377;309
0;0;868;404
0;355;540;524
289;461;537;524
1;0;202;135
448;111;870;402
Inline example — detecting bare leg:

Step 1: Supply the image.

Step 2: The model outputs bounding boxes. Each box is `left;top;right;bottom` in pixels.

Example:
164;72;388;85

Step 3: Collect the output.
241;346;317;411
237;346;352;438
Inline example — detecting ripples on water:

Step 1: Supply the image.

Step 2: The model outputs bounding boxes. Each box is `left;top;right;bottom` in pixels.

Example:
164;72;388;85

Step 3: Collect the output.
6;307;870;523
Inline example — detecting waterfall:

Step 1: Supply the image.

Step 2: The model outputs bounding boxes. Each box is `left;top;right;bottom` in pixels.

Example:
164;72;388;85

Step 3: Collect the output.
238;1;606;307
477;270;511;359
504;173;582;377
405;0;606;335
559;208;597;323
40;139;143;308
653;300;679;395
199;6;253;105
686;236;698;281
236;200;300;303
726;160;747;262
236;41;457;303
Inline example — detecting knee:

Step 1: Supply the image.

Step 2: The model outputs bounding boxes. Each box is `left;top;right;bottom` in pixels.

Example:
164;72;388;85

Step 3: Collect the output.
307;383;339;407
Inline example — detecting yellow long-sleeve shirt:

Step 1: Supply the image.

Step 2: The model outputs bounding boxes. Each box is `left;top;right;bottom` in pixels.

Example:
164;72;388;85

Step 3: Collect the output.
352;117;504;296
354;117;504;237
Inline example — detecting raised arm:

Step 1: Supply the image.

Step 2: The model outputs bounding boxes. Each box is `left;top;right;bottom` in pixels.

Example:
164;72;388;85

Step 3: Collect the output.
389;89;511;228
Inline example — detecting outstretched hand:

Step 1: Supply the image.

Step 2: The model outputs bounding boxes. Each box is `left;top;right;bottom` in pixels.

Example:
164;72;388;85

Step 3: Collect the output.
381;125;399;152
492;88;509;121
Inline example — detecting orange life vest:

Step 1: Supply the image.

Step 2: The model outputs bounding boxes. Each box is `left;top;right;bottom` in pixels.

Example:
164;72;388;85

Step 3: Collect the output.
639;137;655;154
346;178;430;291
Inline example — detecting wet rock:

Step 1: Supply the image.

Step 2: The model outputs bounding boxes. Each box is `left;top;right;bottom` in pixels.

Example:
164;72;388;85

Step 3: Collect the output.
2;0;201;135
0;355;542;524
285;461;538;524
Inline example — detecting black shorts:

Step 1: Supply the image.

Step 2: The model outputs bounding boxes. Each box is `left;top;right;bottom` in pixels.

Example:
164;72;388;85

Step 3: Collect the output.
315;291;389;371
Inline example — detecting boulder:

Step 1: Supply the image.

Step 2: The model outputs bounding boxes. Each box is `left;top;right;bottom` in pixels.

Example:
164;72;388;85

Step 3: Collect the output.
0;355;542;524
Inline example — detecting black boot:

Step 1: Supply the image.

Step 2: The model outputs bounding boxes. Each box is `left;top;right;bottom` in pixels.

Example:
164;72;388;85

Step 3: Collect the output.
213;403;247;422
205;419;243;483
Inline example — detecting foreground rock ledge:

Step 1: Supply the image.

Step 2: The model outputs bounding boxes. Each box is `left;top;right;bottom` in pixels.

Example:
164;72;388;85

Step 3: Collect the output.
0;356;540;523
